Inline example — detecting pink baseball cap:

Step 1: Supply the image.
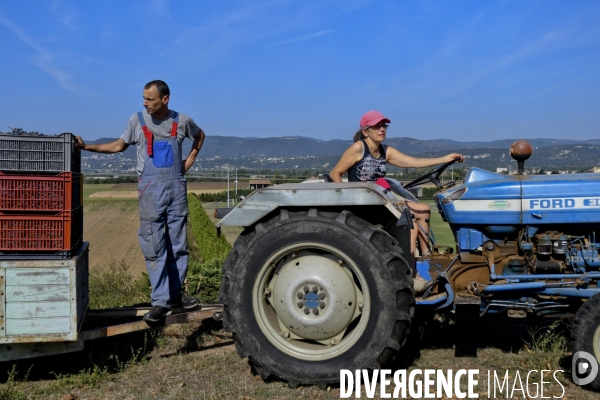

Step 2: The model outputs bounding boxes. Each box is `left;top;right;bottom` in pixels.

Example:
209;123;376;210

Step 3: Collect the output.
359;110;391;128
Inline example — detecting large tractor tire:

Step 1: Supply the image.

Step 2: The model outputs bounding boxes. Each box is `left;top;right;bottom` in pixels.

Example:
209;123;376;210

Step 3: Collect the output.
219;209;414;387
571;293;600;390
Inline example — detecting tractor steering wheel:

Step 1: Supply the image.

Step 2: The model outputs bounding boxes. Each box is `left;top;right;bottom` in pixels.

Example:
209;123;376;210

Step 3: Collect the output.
404;158;461;189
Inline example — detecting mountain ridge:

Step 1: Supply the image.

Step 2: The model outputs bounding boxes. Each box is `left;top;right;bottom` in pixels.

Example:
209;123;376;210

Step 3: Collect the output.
80;135;600;173
85;135;600;159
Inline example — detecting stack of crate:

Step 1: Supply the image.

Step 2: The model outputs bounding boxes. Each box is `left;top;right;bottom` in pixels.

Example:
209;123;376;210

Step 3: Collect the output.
0;133;83;258
0;133;88;351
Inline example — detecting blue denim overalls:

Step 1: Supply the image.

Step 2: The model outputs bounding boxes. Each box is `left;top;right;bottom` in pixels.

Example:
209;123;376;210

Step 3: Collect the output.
137;111;189;308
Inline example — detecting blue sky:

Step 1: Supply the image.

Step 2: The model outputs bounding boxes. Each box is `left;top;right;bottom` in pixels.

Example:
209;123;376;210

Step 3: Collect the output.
1;1;598;142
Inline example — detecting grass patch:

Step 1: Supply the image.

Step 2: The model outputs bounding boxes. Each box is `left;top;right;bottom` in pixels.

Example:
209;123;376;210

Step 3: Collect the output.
187;220;202;261
0;366;29;400
50;365;110;391
187;194;231;262
522;320;570;381
89;261;150;309
426;200;455;248
185;196;230;303
110;333;152;373
186;257;224;303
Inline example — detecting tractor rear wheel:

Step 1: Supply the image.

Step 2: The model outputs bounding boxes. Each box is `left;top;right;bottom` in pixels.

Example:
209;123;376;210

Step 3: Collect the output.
219;209;414;387
571;293;600;390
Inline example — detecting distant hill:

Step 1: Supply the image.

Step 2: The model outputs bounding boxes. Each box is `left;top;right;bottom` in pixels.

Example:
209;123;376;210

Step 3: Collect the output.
433;138;600;149
81;136;600;173
87;135;600;159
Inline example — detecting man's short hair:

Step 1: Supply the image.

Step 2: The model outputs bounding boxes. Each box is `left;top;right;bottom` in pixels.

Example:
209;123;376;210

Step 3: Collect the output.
144;80;170;98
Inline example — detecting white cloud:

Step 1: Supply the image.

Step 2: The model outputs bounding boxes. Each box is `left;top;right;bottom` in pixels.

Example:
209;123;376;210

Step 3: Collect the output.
167;2;335;71
52;0;80;30
0;11;79;93
274;29;334;46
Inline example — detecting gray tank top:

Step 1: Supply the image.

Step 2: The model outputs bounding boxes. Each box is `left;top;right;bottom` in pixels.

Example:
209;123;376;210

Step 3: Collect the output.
347;139;387;182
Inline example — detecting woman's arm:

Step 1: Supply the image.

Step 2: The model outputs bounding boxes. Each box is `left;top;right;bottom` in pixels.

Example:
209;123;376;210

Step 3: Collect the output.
386;147;463;168
329;142;364;182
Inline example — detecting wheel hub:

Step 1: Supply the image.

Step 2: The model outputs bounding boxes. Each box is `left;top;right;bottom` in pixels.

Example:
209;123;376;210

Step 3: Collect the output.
297;286;326;315
253;242;371;361
270;253;359;341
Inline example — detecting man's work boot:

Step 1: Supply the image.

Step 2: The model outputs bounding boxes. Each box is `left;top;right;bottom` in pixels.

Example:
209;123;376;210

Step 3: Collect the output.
171;296;201;310
143;305;171;322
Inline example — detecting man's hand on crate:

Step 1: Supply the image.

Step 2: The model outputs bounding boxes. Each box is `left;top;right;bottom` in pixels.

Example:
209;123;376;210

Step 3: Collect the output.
75;136;86;150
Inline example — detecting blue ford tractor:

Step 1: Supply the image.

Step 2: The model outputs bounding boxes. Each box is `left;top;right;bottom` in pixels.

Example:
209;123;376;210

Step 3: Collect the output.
216;140;600;389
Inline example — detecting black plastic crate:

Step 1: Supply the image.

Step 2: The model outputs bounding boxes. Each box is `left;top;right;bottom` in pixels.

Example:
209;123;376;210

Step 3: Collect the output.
0;133;81;173
0;240;86;260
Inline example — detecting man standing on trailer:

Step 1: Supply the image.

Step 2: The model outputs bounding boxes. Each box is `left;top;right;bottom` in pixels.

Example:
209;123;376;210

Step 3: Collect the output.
76;80;206;322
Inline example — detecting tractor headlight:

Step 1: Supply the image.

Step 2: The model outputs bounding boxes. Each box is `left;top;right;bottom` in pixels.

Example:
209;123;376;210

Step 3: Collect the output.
441;188;468;204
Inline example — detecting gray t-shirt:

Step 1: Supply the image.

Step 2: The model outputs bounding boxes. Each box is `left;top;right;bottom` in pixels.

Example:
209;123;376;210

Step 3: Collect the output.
120;110;201;175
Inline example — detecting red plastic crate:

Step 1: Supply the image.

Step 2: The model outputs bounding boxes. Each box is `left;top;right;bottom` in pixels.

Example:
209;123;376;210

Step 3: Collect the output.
0;206;83;252
0;172;82;212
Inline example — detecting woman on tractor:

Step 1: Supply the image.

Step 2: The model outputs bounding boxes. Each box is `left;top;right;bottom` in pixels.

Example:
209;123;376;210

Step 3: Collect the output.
329;110;463;290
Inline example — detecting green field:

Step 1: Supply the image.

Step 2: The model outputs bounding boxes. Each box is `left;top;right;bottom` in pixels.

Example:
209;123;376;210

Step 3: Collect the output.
426;200;456;249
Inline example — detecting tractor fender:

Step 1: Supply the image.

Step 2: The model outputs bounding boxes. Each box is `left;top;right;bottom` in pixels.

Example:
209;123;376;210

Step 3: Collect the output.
217;181;405;228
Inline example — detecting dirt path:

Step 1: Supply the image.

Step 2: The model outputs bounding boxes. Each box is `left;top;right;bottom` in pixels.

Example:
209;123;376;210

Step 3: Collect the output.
84;200;146;276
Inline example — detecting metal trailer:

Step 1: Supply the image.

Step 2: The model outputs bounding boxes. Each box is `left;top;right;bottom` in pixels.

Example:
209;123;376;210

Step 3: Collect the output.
0;242;223;362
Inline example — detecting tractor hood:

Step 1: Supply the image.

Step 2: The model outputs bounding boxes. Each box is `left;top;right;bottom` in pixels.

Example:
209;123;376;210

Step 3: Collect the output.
436;168;600;226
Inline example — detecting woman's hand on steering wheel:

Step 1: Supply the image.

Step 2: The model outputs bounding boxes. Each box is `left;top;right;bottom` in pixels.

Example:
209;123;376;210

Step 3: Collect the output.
404;155;463;189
